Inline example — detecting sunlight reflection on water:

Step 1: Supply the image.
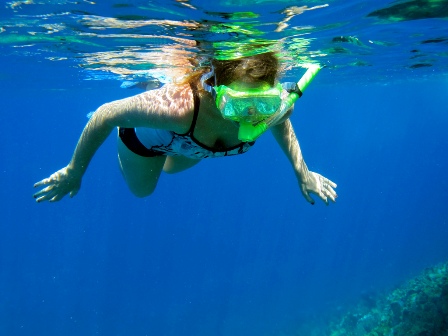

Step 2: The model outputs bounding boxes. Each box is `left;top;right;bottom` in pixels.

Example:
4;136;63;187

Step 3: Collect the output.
2;0;448;84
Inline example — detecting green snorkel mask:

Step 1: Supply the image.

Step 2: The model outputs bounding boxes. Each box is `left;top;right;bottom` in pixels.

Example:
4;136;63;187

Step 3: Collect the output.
215;82;284;123
201;64;321;142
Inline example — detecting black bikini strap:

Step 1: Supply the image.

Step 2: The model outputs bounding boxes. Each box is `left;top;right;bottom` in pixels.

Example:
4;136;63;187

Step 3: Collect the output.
119;127;160;157
185;82;200;135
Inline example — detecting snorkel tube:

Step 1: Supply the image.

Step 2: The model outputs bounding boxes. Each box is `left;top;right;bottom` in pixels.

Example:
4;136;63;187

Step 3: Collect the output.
238;64;321;142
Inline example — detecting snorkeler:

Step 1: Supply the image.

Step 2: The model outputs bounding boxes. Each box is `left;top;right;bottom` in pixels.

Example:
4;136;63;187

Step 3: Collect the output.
33;53;337;205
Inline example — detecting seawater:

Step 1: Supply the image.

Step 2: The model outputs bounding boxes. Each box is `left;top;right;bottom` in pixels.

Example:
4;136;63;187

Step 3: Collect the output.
1;1;448;335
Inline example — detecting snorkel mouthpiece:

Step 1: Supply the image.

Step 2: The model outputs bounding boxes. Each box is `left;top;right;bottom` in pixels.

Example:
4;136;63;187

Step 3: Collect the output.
237;64;321;142
238;121;268;142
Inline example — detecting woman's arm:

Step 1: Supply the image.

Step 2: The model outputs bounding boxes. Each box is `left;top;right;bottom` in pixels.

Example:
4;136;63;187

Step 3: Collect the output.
66;84;193;176
33;84;193;202
270;118;337;205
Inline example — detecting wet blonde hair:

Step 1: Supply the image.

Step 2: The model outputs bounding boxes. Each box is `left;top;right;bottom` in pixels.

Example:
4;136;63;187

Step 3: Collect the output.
179;52;280;90
212;52;279;86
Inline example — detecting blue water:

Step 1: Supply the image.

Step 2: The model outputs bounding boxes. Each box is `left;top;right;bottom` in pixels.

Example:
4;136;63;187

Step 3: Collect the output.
1;1;448;335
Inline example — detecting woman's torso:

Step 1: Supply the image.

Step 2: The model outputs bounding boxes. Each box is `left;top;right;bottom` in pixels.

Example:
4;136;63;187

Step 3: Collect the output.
133;83;255;159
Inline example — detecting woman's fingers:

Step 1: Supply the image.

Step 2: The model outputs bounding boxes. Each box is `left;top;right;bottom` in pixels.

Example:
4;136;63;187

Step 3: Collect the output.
33;167;79;203
325;183;337;201
33;180;63;202
318;190;329;205
303;191;315;205
34;171;63;187
33;184;54;198
35;189;57;203
326;178;337;188
322;188;336;204
50;194;65;202
34;179;50;188
315;174;338;205
69;189;79;198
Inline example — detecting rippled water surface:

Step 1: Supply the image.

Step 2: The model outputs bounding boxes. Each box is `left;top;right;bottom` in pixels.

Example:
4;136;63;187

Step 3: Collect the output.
2;0;448;84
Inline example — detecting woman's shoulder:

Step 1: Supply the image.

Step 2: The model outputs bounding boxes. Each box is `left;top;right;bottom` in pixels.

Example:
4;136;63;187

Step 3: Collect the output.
136;83;195;132
143;83;193;107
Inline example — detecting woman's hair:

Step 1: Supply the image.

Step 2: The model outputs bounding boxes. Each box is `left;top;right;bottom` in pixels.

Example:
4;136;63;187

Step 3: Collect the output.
178;52;280;89
212;52;279;86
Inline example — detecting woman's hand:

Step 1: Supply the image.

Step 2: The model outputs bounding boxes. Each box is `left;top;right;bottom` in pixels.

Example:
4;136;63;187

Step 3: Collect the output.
33;166;82;202
299;171;337;205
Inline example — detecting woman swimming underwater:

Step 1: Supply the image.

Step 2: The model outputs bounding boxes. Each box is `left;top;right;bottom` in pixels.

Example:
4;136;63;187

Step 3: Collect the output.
34;52;337;205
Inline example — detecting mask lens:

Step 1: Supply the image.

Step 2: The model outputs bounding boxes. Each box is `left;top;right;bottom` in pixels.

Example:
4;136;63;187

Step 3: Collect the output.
216;84;283;123
222;96;281;121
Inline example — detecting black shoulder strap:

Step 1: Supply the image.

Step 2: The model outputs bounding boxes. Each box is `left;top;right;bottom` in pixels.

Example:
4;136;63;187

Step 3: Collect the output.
184;82;200;135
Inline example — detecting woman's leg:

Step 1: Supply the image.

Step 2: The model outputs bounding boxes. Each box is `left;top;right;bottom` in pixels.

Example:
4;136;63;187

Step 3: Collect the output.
117;137;166;197
163;156;201;174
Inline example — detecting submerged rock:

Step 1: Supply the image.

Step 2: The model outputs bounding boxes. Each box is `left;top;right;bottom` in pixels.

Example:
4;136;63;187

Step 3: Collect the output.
327;262;448;336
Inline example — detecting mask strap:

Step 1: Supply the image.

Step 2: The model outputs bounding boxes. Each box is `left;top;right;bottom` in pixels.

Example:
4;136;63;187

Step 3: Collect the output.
282;82;303;97
200;65;217;99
